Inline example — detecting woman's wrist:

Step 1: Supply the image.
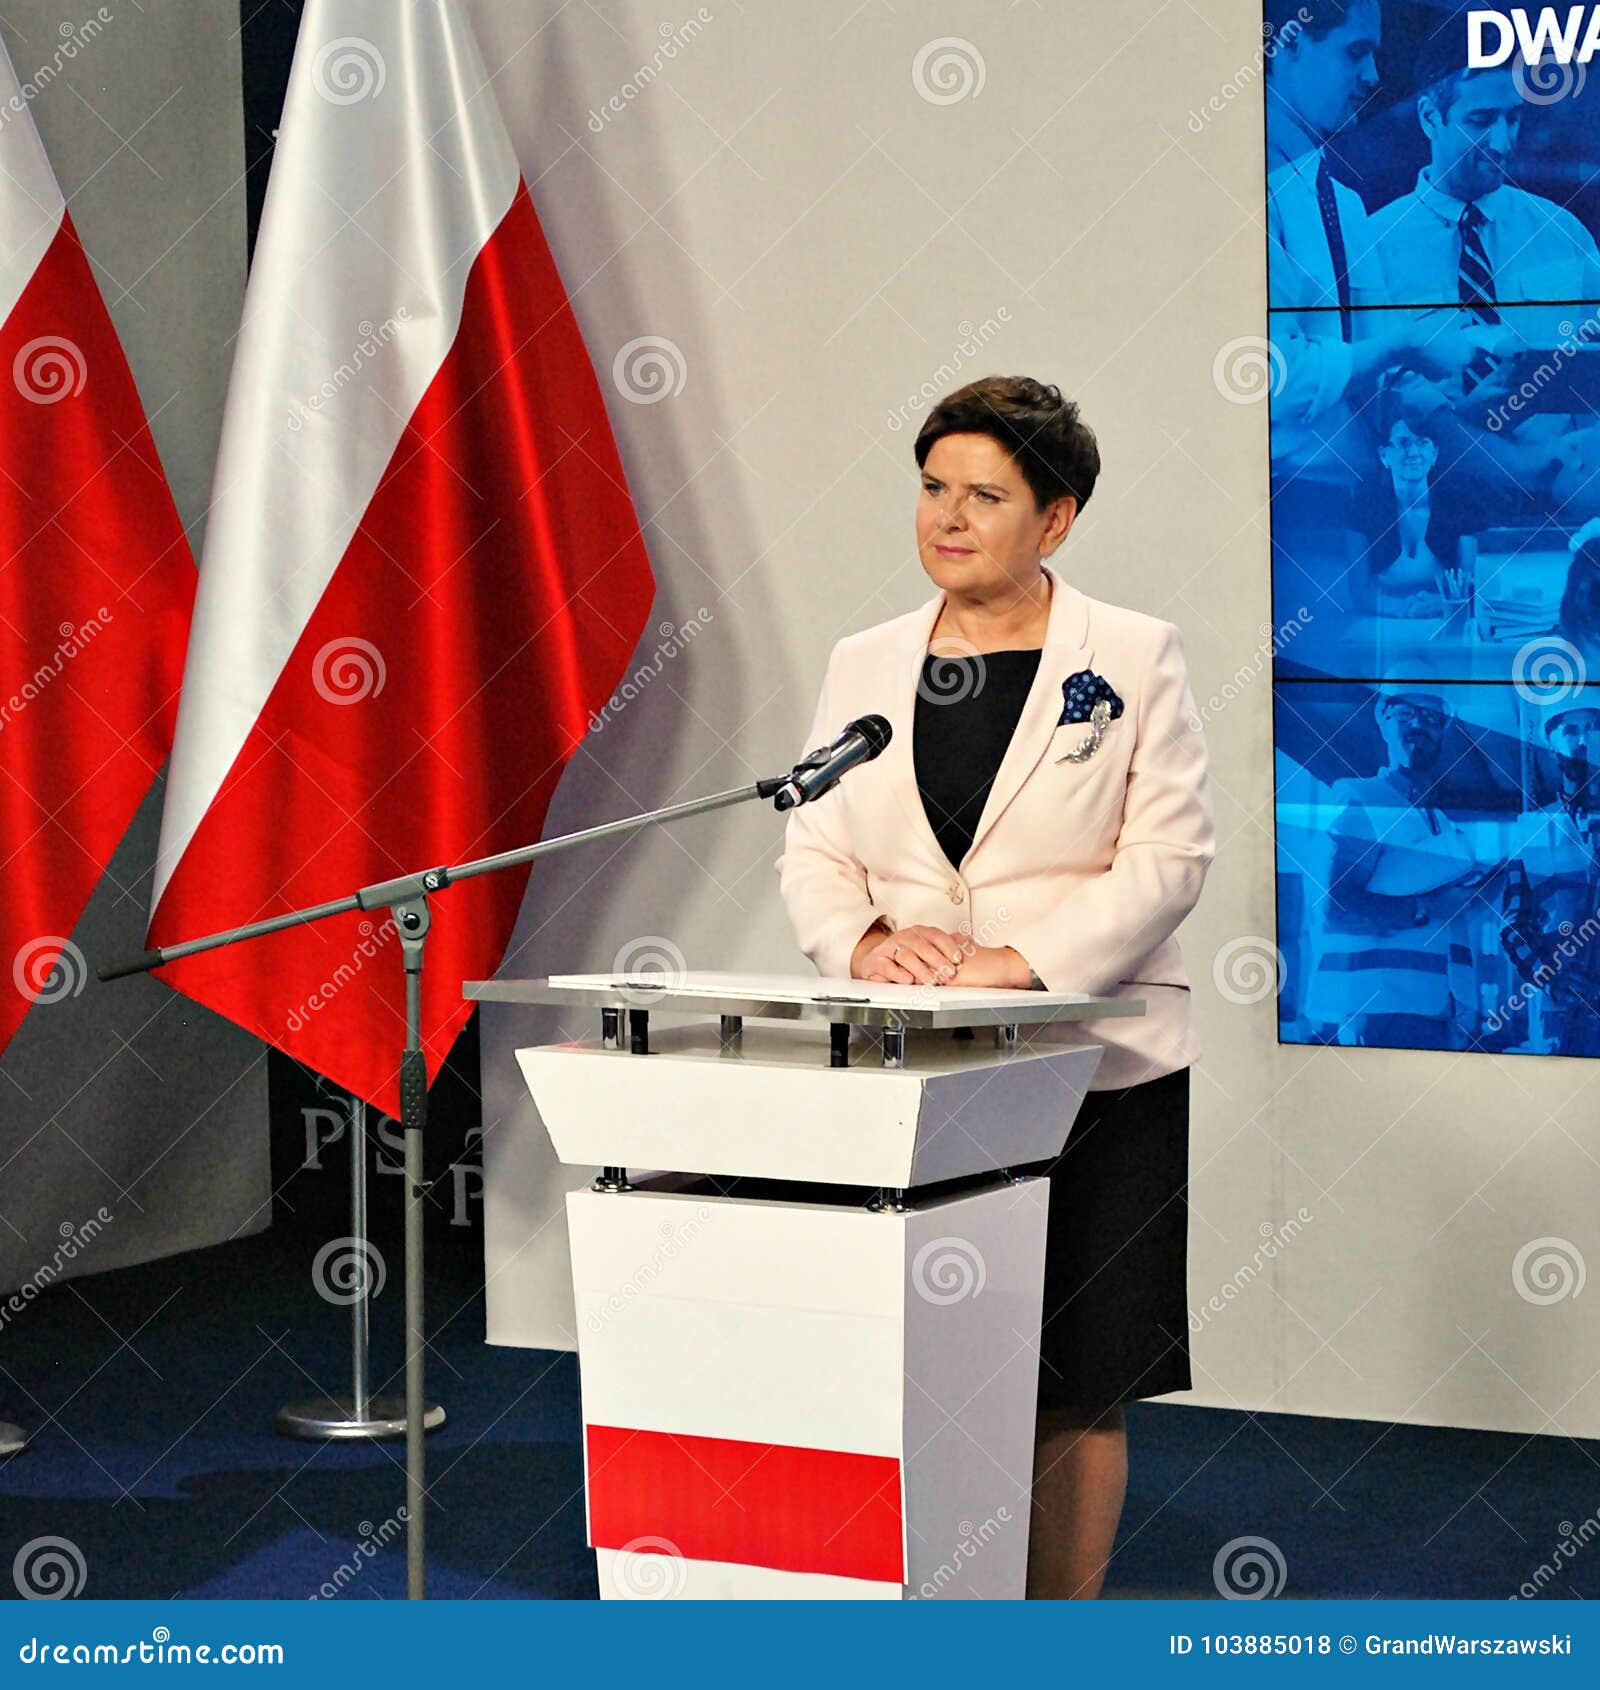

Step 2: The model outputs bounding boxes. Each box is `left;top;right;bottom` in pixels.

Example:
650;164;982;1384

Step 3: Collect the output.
997;944;1036;990
849;916;891;977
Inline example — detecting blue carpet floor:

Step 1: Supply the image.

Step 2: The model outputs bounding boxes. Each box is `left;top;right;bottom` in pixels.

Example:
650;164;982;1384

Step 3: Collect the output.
0;1228;1595;1600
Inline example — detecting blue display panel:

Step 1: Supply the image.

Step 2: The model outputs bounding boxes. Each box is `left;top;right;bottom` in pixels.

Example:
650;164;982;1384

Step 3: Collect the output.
1270;298;1600;685
1275;679;1600;1055
1268;3;1600;1055
1267;0;1600;314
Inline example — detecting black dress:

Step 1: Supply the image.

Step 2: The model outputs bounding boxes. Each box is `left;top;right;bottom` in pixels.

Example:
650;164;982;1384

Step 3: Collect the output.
913;650;1193;1418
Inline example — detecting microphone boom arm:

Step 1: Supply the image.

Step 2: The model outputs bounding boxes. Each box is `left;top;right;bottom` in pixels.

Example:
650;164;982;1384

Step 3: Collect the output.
94;763;798;1602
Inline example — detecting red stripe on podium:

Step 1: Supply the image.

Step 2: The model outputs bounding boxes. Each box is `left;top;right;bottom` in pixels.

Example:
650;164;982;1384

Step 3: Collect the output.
586;1424;904;1583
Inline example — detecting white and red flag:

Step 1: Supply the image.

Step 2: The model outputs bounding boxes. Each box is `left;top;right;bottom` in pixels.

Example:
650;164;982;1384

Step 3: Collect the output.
150;0;655;1112
0;42;194;1057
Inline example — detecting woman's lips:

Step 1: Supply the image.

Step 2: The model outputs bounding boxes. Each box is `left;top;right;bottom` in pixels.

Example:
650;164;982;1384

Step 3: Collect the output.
934;544;972;556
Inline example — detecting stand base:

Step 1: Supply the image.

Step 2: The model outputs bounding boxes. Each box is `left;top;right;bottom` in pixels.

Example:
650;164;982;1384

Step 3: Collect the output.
0;1421;27;1457
275;1395;445;1442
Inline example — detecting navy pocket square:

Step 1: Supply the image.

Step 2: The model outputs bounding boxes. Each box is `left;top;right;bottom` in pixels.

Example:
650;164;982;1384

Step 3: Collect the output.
1059;670;1124;726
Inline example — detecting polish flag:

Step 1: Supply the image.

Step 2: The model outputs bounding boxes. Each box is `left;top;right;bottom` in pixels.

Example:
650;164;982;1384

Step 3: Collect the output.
0;43;194;1057
150;1;655;1112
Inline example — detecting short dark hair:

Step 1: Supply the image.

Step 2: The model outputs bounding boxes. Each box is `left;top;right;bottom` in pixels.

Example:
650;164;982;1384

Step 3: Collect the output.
1414;11;1503;116
1372;385;1440;445
1264;0;1355;46
913;375;1101;513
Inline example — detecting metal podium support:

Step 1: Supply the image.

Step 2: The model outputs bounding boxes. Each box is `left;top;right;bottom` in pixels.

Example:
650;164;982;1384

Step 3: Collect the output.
277;1090;444;1443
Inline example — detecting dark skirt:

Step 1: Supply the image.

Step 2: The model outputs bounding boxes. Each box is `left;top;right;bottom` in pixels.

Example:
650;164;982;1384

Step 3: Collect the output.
1024;1065;1192;1417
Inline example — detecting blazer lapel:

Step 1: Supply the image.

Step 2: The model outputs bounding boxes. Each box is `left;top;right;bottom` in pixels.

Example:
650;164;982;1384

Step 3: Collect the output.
880;586;955;871
963;565;1093;864
878;563;1094;873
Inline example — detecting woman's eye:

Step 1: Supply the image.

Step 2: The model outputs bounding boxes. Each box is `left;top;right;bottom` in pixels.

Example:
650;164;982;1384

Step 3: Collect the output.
977;491;998;503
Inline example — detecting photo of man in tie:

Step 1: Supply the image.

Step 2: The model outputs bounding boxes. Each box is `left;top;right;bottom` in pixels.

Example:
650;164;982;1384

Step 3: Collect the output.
1359;19;1600;536
1264;3;1479;487
1264;0;1490;685
1365;25;1600;314
1266;0;1390;479
1265;0;1389;321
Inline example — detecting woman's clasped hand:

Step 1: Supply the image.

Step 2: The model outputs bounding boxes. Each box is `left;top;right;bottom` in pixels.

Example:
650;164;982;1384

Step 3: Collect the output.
851;922;1030;989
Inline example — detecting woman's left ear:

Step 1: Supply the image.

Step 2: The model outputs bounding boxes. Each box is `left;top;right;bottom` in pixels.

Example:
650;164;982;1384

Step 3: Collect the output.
1041;495;1077;557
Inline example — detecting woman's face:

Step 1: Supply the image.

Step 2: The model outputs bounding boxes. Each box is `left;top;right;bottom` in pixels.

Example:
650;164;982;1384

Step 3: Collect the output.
915;431;1075;598
1379;421;1436;481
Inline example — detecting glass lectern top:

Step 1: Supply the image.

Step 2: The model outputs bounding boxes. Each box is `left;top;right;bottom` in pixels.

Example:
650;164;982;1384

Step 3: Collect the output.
464;968;1144;1029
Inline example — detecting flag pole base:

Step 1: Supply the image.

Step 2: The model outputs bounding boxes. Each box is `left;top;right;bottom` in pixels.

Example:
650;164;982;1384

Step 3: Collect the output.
0;1421;27;1457
275;1394;443;1442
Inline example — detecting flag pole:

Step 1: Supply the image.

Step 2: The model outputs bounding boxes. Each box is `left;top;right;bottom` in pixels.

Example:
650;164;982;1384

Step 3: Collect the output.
277;1089;443;1444
101;773;791;1598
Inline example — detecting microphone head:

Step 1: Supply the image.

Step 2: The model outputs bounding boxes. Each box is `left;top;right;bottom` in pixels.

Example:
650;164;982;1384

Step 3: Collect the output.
848;714;893;758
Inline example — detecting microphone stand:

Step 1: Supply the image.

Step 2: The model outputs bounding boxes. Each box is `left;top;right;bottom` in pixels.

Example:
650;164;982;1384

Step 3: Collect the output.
100;771;797;1599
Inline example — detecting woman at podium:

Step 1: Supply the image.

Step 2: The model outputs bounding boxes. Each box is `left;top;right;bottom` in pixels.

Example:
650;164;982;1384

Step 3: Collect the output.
777;374;1214;1599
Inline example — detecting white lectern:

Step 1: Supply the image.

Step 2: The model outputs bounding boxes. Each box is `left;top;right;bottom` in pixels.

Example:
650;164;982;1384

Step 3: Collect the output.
467;970;1142;1600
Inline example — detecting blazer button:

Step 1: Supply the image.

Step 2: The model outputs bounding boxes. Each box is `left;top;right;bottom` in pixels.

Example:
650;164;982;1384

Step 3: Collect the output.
947;883;963;903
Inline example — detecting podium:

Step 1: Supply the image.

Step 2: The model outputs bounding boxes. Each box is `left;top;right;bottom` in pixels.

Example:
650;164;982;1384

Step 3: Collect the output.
468;970;1142;1600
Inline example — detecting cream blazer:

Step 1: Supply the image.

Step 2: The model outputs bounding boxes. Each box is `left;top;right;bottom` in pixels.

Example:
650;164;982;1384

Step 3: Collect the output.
774;564;1214;1090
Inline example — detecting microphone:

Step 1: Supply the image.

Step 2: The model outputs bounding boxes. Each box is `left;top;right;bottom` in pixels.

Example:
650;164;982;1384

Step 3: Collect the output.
773;714;892;812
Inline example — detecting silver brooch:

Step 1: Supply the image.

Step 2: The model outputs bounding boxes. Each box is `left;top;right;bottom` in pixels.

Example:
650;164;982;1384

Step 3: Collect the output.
1060;698;1112;763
